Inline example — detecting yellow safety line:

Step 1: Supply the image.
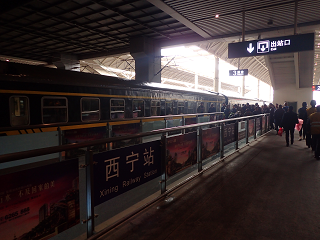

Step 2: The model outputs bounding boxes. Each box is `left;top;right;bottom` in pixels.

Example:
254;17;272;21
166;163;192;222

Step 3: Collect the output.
109;120;140;126
0;89;221;102
142;118;165;122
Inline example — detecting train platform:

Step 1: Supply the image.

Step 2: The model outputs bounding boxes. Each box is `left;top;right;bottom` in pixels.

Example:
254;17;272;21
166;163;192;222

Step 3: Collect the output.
97;130;320;240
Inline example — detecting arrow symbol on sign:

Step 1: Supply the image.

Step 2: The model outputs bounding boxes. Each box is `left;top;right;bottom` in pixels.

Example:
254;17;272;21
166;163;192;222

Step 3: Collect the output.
247;43;254;53
261;45;266;52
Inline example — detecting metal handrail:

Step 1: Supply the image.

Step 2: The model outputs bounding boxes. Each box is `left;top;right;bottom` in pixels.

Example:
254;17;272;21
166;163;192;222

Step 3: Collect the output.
0;113;268;163
0;112;224;131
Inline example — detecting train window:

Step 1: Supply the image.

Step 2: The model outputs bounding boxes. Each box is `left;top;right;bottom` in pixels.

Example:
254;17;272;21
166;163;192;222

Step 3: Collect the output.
172;101;178;115
111;99;125;119
42;97;68;124
151;100;160;116
166;101;173;115
188;102;196;114
132;100;144;118
178;102;184;114
81;98;100;122
9;96;30;126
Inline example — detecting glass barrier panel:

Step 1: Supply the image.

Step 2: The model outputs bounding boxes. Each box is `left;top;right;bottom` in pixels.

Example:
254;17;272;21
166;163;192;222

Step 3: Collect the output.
256;117;262;137
238;121;247;149
142;120;165;143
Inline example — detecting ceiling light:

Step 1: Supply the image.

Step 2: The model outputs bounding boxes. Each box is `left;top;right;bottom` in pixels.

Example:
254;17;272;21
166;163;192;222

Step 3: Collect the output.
6;59;9;62
215;14;219;18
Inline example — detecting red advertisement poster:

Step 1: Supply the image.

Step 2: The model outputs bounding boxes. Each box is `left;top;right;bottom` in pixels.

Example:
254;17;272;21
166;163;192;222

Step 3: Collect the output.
262;116;266;132
248;119;255;137
111;123;141;149
0;159;79;240
166;132;197;177
64;127;106;159
202;127;220;161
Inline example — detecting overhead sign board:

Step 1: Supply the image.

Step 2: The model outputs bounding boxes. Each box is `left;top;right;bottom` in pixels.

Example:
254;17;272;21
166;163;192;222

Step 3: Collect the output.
228;33;314;58
312;85;320;91
229;69;248;76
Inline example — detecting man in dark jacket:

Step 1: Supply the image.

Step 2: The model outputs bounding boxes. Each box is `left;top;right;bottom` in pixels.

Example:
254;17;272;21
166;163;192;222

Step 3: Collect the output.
281;106;299;146
274;105;285;134
298;102;308;140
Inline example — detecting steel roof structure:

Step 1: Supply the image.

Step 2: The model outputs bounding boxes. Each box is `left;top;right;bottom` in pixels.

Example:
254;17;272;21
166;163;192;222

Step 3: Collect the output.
1;0;320;86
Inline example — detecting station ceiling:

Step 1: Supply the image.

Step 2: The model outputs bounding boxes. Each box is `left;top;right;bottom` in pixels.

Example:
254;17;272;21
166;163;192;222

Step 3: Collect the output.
1;0;320;86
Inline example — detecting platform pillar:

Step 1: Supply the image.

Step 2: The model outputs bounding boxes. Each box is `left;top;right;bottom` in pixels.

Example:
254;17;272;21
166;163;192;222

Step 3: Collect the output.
52;53;80;71
130;36;161;83
214;57;219;92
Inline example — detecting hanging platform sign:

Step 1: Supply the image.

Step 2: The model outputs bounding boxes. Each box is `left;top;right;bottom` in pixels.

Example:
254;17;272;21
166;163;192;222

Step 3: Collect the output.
229;69;248;76
228;33;314;58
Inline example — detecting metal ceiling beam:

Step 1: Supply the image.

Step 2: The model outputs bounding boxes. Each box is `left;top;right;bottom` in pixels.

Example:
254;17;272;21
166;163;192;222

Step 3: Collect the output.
147;0;212;39
93;0;172;39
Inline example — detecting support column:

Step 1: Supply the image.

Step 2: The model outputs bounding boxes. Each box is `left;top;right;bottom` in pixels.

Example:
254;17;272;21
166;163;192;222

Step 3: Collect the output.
258;79;260;99
52;53;80;71
214;57;219;92
242;76;245;97
130;36;161;83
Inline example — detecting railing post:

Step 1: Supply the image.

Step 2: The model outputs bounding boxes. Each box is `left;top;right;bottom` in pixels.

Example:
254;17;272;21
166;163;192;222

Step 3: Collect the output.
220;123;224;159
182;116;185;134
165;118;168;137
197;127;202;172
107;122;111;150
265;114;268;133
235;120;239;150
246;119;249;144
58;126;62;161
160;134;167;194
85;149;94;238
253;117;257;139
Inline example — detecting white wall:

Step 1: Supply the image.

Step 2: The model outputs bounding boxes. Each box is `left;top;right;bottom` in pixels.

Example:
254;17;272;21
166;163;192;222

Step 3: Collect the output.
273;83;312;111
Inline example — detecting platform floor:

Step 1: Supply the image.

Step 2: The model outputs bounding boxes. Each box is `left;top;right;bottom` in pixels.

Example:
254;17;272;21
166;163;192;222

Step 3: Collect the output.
98;131;320;240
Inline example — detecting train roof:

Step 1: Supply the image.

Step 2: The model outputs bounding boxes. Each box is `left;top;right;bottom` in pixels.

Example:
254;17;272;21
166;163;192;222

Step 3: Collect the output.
0;61;226;100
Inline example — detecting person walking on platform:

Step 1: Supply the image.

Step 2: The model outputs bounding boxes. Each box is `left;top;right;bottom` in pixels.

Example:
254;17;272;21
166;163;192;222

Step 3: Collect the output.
309;105;320;159
281;106;299;147
306;100;317;149
298;102;308;141
269;103;275;129
274;105;285;134
283;102;289;112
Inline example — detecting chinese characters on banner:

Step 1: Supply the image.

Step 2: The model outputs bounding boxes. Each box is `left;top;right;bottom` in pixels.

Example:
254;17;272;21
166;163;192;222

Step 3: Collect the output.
0;159;79;240
93;141;161;206
248;119;255;137
166;132;197;177
202;127;220;161
223;123;236;146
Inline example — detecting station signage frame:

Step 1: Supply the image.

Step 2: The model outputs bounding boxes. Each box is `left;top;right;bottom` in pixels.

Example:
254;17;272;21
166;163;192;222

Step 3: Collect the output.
228;33;314;58
229;69;248;76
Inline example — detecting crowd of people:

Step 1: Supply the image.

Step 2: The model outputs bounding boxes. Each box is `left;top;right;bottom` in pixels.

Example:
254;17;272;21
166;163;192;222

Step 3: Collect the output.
196;100;320;159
